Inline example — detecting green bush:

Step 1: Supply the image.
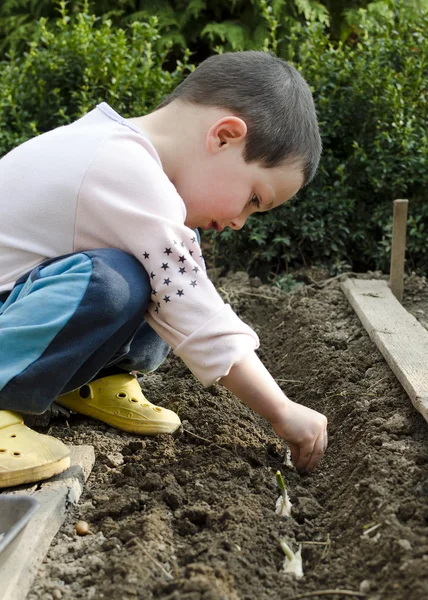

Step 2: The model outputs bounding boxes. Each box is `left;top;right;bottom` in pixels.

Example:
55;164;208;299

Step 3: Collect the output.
0;4;191;155
0;0;341;58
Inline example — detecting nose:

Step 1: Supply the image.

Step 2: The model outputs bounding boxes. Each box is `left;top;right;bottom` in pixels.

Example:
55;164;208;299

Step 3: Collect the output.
229;214;247;230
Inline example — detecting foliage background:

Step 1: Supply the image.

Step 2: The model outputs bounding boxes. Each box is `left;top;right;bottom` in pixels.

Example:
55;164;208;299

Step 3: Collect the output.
0;0;427;281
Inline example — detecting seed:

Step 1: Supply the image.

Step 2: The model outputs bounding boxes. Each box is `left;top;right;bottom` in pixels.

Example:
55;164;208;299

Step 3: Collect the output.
75;520;90;536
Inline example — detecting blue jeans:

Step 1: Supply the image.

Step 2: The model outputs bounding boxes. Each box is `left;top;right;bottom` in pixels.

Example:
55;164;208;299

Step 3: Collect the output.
0;249;170;414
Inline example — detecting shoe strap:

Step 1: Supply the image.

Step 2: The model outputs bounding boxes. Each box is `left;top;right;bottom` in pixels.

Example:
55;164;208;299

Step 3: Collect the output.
0;410;24;429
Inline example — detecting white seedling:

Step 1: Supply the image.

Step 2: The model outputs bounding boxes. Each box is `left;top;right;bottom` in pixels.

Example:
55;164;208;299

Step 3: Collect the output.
275;470;292;518
280;538;304;578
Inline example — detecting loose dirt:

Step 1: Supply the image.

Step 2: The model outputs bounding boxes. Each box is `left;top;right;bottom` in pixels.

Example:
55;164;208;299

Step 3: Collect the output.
28;271;428;600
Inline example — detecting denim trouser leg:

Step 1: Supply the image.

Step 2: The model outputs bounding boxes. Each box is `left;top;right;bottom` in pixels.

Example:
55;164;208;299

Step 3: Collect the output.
0;248;169;414
110;320;170;374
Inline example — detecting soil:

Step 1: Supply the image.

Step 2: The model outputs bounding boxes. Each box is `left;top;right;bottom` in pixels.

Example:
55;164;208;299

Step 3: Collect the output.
27;270;428;600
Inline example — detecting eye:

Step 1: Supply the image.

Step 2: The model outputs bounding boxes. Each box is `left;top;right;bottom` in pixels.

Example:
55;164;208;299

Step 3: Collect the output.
249;194;261;208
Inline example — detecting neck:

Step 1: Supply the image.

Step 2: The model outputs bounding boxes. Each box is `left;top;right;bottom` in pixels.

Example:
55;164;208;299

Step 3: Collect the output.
130;102;225;185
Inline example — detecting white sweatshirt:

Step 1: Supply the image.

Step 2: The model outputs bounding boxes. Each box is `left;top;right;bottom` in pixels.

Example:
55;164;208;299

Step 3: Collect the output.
0;103;259;386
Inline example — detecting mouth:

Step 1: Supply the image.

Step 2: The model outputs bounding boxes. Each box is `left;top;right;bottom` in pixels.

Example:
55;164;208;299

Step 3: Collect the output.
204;220;223;233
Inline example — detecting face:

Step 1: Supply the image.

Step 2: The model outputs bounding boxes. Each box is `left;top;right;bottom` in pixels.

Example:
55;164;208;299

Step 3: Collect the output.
176;116;304;231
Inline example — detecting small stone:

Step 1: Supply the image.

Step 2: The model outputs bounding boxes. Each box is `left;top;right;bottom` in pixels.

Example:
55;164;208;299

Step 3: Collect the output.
360;580;371;593
397;539;412;551
52;589;63;599
106;452;124;468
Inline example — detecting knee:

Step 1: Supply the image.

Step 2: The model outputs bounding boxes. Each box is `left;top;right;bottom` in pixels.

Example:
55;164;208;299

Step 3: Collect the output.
84;249;151;319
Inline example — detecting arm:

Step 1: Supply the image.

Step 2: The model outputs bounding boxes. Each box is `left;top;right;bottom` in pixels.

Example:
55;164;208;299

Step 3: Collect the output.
219;351;328;472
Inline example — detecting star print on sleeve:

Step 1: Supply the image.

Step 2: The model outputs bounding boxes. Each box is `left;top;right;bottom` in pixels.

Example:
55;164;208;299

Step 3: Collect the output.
148;234;207;318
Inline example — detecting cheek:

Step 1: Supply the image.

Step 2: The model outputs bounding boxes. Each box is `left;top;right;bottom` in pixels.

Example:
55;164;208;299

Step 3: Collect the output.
214;181;248;215
216;201;241;220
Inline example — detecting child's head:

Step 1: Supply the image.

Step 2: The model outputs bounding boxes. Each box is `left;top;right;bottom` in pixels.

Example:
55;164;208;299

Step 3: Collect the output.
153;51;321;232
158;51;321;186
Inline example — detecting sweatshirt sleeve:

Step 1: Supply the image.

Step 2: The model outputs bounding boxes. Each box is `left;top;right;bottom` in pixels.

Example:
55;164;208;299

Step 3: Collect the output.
75;125;259;386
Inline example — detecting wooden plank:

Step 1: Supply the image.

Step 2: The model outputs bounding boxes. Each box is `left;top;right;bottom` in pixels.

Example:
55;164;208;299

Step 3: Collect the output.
0;445;95;600
389;199;408;302
341;278;428;422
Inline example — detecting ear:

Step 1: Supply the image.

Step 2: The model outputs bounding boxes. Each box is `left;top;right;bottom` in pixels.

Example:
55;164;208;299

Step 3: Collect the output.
206;116;247;154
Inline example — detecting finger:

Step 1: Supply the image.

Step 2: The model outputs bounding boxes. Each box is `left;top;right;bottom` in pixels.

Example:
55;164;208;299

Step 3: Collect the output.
294;442;315;472
305;434;327;472
294;435;322;472
323;430;328;453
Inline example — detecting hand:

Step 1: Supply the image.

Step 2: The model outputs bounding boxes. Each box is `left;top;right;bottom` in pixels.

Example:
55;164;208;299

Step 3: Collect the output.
219;352;327;472
271;400;328;472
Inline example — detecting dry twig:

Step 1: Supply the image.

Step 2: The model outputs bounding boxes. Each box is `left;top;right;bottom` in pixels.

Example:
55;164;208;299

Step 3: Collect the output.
132;539;173;580
218;286;279;301
183;428;229;453
306;272;359;289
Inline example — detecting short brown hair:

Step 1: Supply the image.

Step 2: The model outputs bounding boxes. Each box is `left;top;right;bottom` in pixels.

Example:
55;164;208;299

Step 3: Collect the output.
157;51;322;185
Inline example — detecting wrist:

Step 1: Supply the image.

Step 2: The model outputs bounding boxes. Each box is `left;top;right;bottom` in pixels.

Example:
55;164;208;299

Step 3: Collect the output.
268;395;292;427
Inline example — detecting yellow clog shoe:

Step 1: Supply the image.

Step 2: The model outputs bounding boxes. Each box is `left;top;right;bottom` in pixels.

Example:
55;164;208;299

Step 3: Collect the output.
56;374;181;435
0;410;70;489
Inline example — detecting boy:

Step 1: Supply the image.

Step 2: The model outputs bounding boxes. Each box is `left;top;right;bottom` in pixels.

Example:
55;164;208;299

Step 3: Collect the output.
0;51;327;489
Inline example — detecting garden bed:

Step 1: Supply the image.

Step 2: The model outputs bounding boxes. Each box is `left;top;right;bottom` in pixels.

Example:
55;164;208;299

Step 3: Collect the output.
28;271;428;600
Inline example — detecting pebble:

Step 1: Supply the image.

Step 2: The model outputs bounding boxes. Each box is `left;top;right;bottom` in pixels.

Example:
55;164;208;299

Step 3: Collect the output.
397;538;412;551
360;580;371;593
106;452;124;468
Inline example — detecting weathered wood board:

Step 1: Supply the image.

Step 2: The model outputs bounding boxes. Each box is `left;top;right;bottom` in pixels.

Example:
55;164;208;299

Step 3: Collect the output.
341;278;428;423
0;445;95;600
